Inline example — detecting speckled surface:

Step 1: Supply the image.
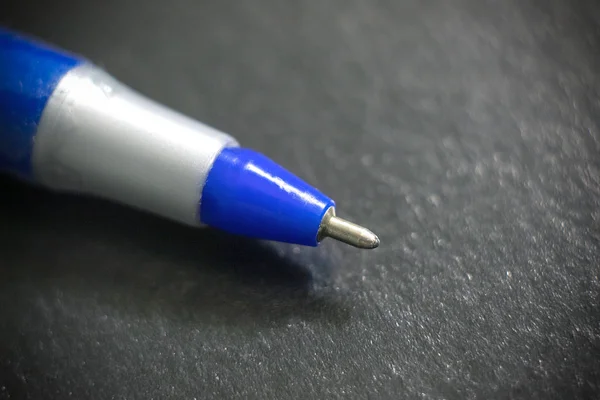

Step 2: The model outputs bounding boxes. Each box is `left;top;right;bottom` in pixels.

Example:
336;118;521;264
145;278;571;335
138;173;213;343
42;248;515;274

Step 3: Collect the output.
1;0;600;398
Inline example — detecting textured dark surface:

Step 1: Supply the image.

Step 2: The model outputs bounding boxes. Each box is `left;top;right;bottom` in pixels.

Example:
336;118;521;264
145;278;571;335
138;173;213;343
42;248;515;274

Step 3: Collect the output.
1;0;600;398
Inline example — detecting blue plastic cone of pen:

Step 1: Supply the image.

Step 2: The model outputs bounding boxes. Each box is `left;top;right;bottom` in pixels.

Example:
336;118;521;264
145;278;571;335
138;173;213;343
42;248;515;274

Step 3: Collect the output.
0;28;379;249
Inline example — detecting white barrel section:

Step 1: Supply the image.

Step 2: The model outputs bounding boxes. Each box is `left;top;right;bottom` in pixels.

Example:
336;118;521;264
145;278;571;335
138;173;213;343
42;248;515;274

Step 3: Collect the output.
33;64;238;226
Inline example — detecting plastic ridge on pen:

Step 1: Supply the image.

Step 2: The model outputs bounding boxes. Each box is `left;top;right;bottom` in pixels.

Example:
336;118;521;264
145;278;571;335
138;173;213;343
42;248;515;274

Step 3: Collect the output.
0;27;379;250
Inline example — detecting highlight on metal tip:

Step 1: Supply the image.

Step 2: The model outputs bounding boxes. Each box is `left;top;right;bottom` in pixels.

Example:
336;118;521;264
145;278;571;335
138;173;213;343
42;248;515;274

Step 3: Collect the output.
317;207;380;249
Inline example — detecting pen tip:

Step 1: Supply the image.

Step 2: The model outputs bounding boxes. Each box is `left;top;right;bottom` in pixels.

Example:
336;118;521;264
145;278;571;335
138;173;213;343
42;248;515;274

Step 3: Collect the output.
361;232;381;249
318;208;380;249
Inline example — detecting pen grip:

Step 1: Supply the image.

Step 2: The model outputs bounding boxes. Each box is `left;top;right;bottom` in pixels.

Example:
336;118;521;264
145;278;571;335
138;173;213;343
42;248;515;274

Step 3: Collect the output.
0;28;83;180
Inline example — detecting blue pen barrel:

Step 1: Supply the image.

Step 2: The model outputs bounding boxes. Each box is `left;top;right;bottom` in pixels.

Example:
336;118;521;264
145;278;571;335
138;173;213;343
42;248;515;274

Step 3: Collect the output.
0;28;82;179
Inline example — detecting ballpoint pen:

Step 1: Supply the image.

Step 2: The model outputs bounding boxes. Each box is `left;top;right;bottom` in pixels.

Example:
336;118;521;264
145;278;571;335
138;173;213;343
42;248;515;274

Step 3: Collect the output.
0;28;379;249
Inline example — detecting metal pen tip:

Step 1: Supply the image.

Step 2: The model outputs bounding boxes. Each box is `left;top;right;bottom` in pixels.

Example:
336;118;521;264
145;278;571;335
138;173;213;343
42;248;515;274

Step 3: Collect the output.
317;207;380;249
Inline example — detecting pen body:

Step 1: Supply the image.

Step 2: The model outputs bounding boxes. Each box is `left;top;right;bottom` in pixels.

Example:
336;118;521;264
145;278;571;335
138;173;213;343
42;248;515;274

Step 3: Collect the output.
0;28;335;246
0;28;237;226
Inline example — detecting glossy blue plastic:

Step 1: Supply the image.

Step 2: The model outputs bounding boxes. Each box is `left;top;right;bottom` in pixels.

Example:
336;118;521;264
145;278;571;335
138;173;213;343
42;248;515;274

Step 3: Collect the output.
0;28;82;179
200;147;335;246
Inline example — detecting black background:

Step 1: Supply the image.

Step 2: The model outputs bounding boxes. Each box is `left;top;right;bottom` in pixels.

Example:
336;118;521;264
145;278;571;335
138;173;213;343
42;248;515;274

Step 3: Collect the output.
1;0;600;398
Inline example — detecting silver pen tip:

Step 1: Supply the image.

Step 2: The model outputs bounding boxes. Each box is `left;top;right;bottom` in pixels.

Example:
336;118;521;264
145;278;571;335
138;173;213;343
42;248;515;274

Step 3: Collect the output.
317;207;380;249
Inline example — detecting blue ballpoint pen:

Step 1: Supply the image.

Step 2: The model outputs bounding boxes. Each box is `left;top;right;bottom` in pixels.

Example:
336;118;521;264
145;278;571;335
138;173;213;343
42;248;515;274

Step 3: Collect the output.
0;28;379;249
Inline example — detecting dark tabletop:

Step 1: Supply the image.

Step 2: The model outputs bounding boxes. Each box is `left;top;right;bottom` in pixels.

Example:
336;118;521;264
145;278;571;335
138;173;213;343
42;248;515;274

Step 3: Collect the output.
1;0;600;398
